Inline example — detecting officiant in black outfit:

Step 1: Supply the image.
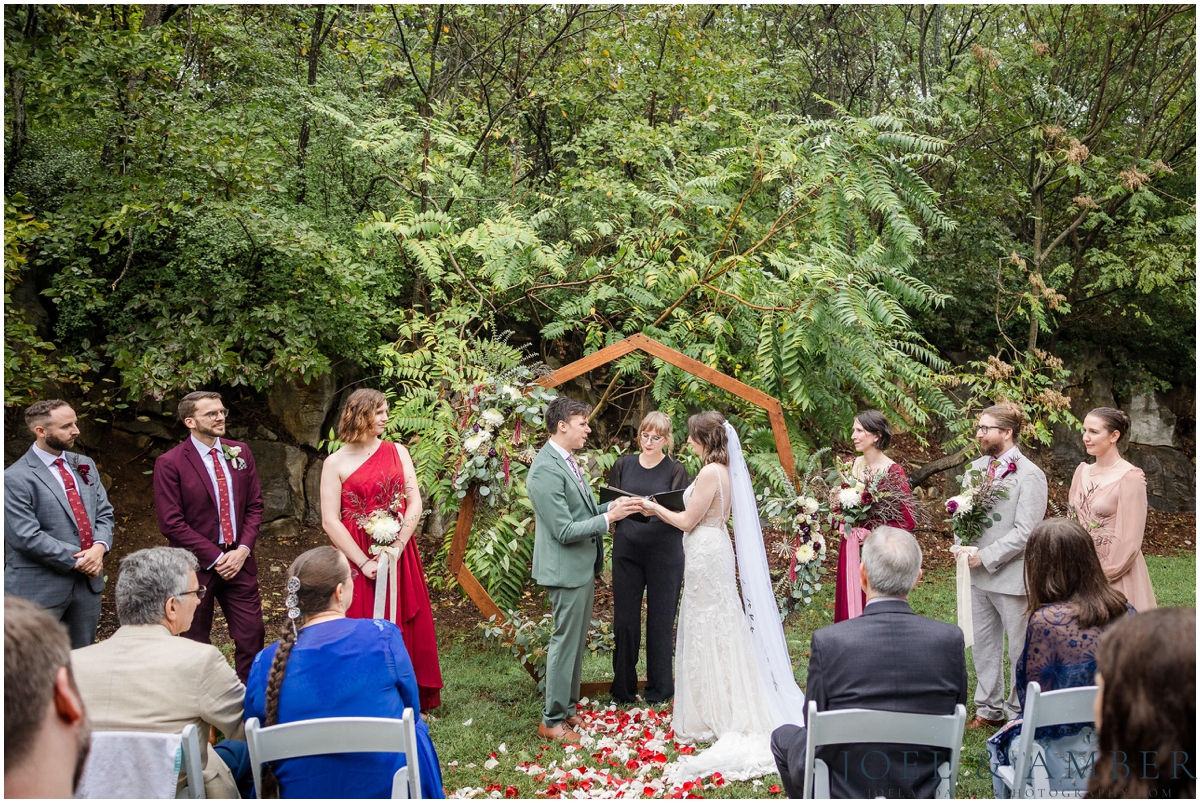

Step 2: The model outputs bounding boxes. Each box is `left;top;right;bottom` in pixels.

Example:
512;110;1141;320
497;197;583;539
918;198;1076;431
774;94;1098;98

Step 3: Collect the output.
607;411;691;704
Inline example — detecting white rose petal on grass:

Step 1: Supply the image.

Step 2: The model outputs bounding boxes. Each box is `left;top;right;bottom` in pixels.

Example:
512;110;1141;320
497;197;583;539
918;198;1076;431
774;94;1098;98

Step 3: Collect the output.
462;718;473;727
498;743;507;754
483;758;499;770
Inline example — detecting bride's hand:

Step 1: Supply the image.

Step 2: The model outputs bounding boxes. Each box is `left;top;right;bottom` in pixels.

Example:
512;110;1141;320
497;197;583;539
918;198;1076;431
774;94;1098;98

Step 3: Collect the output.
642;498;662;519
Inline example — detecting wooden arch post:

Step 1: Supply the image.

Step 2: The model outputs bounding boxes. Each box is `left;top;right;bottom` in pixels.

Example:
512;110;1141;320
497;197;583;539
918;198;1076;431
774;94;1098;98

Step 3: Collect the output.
447;333;797;691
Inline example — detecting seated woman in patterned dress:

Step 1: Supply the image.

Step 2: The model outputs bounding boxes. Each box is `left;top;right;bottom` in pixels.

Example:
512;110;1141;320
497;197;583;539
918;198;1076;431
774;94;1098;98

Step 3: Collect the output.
987;518;1132;796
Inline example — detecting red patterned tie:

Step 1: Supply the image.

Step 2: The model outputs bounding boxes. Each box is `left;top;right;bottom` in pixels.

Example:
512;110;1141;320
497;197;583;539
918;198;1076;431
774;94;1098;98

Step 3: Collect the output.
52;458;94;550
209;448;236;546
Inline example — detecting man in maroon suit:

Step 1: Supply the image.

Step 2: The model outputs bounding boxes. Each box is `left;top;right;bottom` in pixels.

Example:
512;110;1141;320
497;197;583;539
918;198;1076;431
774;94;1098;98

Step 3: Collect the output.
153;391;265;681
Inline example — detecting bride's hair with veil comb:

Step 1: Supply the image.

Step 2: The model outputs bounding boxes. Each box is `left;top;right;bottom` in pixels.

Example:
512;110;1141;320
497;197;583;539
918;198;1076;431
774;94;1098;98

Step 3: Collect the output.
687;412;729;466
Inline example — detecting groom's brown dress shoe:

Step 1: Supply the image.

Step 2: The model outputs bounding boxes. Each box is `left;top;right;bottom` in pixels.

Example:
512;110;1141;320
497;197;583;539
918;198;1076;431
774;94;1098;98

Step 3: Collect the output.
537;722;581;743
966;714;1006;730
566;714;583;728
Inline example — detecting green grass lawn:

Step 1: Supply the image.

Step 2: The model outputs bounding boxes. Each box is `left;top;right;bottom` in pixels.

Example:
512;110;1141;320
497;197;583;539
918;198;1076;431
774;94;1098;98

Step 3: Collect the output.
430;553;1195;798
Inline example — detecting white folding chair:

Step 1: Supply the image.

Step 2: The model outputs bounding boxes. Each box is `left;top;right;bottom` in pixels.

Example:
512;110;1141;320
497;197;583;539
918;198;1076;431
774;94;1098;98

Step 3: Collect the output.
75;723;205;799
245;711;422;799
995;682;1098;799
178;724;206;799
802;701;968;799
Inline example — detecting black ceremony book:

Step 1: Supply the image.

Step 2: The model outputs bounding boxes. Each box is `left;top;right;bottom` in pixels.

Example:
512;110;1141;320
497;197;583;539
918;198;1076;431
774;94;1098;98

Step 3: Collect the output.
598;485;687;512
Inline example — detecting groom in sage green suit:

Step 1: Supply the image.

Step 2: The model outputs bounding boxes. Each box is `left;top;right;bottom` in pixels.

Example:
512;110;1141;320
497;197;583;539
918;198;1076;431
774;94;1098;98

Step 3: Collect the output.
529;397;640;742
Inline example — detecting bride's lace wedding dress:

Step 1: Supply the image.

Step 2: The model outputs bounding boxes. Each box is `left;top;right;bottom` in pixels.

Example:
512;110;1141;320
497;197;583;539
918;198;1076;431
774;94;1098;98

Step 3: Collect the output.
664;471;780;783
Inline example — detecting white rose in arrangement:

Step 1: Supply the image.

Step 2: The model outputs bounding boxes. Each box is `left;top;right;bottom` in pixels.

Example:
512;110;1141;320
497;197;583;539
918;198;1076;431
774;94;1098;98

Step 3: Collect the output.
501;385;521;400
481;409;505;429
464;430;492;454
838;488;863;509
795;543;817;564
362;511;401;544
803;497;820;514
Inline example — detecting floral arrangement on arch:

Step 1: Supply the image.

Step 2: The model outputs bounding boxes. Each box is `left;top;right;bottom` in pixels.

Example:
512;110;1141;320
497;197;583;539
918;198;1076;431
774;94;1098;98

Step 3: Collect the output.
758;454;833;620
453;367;557;508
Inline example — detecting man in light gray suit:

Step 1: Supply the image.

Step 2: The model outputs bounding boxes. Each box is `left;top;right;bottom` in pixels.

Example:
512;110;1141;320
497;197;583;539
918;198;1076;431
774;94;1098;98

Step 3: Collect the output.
5;400;114;647
963;404;1047;729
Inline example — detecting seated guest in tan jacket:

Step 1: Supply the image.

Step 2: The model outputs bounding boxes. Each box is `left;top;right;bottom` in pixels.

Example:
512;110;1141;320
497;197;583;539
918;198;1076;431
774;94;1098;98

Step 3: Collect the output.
71;547;250;798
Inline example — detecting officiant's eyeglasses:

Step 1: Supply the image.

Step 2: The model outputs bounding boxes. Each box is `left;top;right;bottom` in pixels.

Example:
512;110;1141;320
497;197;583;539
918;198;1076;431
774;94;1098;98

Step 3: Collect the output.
178;585;207;600
975;425;1008;434
640;432;665;443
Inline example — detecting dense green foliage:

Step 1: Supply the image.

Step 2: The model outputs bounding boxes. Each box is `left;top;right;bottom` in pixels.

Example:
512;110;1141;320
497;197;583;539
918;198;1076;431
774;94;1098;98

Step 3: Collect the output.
6;4;1194;428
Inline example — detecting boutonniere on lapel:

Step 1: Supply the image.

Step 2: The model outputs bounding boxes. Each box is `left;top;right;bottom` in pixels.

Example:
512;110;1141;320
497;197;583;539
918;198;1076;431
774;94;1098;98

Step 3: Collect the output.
70;456;94;486
221;444;248;471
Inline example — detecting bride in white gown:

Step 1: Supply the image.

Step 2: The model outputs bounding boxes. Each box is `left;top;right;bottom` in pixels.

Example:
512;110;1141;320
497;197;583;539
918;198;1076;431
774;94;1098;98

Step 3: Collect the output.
641;412;807;784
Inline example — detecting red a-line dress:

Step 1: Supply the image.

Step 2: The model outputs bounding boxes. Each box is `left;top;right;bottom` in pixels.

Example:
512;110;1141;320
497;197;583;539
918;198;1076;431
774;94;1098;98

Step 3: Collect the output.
340;441;444;710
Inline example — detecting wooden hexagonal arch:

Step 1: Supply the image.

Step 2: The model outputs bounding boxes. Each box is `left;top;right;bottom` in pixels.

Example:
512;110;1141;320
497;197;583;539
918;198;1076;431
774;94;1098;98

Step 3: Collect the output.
447;333;797;692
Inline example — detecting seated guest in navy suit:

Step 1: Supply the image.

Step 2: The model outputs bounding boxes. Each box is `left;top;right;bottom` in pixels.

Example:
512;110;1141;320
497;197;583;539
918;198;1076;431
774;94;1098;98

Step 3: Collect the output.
772;526;968;798
245;546;444;799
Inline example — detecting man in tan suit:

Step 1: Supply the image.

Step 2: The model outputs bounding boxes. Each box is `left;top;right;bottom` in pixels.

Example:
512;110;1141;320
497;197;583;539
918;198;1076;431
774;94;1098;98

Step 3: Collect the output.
71;547;250;798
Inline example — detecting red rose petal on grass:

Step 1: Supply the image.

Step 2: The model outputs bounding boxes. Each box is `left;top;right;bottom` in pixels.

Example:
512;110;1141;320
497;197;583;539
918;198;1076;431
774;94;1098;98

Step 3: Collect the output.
769;784;782;794
626;759;640;769
505;786;519;798
678;745;696;754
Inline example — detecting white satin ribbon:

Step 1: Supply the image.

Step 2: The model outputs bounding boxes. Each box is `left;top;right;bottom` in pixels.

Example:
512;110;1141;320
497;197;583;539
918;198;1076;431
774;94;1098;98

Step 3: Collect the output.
372;544;402;624
949;543;976;649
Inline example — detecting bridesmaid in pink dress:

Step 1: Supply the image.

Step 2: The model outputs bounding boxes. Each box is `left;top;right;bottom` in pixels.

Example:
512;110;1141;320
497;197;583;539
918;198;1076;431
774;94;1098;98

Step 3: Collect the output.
833;411;917;623
320;389;444;710
1069;407;1156;612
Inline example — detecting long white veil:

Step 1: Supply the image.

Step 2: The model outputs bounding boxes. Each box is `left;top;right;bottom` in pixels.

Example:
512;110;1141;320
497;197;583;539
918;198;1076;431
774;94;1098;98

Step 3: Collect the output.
724;421;807;728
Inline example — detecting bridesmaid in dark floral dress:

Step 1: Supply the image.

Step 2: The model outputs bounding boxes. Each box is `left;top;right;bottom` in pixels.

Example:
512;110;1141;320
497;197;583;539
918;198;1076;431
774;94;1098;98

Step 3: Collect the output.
320;388;443;710
833;411;917;623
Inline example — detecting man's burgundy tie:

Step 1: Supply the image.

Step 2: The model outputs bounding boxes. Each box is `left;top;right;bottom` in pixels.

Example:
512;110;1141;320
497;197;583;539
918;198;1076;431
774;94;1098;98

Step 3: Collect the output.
52;458;94;550
209;448;236;546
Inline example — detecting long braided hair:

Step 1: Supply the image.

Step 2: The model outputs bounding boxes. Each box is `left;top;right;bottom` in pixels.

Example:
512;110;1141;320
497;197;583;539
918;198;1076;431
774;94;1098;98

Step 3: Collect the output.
260;546;350;798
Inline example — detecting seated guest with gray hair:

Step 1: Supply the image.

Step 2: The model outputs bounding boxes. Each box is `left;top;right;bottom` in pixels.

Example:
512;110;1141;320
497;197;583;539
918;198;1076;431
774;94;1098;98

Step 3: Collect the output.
771;526;968;798
71;547;251;798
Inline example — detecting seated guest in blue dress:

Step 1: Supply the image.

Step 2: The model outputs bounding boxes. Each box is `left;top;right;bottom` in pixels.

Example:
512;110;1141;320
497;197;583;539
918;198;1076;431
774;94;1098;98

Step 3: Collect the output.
245;546;444;799
988;518;1132;797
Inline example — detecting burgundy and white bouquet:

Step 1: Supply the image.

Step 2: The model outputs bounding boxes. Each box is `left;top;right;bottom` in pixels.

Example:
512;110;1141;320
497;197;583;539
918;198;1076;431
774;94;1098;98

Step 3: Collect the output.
829;458;916;529
946;458;1018;545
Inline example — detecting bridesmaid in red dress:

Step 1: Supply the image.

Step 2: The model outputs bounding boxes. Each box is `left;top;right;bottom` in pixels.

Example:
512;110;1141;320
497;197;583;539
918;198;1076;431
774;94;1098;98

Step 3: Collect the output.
833;410;917;623
320;388;443;710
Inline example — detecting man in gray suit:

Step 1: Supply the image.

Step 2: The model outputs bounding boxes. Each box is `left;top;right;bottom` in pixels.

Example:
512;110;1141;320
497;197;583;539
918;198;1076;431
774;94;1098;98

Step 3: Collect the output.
771;527;968;798
962;404;1048;729
5;400;115;647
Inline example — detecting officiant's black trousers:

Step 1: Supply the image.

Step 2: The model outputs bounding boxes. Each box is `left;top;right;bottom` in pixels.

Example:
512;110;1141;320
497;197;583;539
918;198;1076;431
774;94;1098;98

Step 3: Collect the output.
611;532;684;703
